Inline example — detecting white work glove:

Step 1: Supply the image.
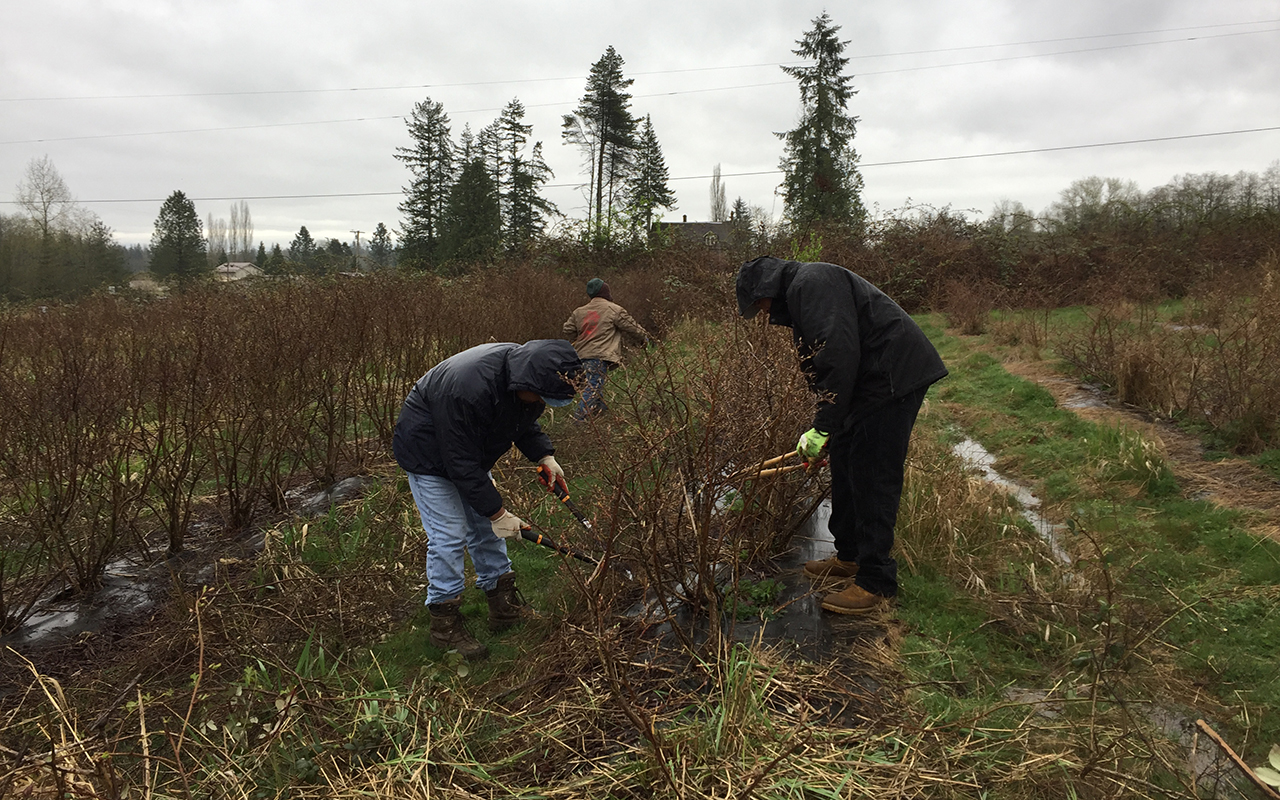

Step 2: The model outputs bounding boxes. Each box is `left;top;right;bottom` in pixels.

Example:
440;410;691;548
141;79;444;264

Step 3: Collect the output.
537;455;568;494
489;509;527;539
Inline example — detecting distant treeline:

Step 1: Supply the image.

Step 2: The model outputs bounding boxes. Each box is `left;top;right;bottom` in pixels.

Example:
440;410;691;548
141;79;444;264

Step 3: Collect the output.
0;214;131;300
4;164;1279;306
818;166;1280;313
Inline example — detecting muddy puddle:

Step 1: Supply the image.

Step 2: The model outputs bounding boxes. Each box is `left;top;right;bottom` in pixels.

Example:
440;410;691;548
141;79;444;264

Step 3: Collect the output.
0;523;265;652
633;499;888;668
0;479;375;652
4;556;155;648
952;437;1073;565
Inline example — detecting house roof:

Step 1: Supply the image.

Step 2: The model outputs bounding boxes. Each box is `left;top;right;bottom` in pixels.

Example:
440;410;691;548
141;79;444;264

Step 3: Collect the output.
214;262;263;281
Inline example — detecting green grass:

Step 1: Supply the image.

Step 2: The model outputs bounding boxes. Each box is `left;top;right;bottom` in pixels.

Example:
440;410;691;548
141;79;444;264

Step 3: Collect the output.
222;313;1280;788
13;308;1280;798
904;317;1280;760
1252;447;1280;482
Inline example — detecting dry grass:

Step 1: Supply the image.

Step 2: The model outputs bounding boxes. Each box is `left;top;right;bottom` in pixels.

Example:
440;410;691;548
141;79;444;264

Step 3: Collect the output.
5;256;1278;798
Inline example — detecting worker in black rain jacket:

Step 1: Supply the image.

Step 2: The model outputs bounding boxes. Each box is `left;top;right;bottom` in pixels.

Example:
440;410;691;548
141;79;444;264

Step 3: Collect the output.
393;339;582;659
736;256;948;614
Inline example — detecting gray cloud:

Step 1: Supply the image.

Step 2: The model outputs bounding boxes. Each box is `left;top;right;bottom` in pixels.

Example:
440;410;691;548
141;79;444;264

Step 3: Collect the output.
3;0;1277;246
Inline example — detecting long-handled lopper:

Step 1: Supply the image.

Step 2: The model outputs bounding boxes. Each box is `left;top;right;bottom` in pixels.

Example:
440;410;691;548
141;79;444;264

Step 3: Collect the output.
535;465;633;580
519;526;601;568
729;450;826;481
537;464;597;538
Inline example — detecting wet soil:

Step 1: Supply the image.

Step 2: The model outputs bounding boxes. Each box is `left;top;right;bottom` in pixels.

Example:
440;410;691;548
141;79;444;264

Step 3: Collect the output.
998;355;1280;543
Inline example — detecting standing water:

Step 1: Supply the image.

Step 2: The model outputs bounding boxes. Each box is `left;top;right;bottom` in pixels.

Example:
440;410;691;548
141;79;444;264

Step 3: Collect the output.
952;438;1073;566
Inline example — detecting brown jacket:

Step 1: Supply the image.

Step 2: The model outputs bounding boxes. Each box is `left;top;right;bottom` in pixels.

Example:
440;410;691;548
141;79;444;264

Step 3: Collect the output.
562;297;649;364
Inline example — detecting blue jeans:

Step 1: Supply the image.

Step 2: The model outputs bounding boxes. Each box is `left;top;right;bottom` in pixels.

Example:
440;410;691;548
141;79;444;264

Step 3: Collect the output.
574;358;609;420
405;472;512;605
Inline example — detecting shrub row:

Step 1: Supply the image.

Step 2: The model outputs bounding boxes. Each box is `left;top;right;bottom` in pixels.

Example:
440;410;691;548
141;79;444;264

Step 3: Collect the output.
0;258;732;631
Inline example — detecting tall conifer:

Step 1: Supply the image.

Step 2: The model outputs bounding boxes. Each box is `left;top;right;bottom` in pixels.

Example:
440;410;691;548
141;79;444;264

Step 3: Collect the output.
778;13;865;230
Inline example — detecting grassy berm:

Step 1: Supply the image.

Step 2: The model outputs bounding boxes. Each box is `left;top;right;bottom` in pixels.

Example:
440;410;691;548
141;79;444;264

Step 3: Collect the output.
4;313;1279;800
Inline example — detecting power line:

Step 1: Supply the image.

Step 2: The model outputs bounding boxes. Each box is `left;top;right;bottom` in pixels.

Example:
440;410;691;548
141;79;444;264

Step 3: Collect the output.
843;17;1280;61
1;115;406;146
665;124;1280;177
7;25;1278;148
3;18;1276;103
853;26;1280;79
7;123;1273;206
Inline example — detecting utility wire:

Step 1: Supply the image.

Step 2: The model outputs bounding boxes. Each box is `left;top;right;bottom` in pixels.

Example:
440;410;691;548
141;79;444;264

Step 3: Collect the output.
2;18;1276;103
7;26;1278;147
853;26;1280;78
1;116;406;145
11;123;1273;206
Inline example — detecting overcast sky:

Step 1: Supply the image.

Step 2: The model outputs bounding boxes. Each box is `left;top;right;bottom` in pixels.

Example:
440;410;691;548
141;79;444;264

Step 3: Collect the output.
3;1;1278;249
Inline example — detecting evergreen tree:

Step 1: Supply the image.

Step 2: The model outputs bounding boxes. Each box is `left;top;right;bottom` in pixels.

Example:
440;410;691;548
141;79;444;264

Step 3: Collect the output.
494;99;557;251
265;243;286;275
370;223;393;267
395;98;455;265
507;142;557;251
495;99;530;239
84;220;128;289
778;13;865;230
288;226;316;268
255;241;267;266
729;197;753;247
439;159;501;266
149;190;207;284
563;46;639;245
457;124;477;162
626;114;675;237
478;118;504;197
314;237;351;273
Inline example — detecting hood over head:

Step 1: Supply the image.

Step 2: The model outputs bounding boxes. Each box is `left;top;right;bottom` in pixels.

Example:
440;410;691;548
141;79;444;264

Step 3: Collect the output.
506;339;583;401
736;255;798;326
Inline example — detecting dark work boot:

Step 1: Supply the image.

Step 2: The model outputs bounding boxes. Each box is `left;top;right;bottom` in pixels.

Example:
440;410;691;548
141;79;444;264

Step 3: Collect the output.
428;599;489;659
485;571;533;631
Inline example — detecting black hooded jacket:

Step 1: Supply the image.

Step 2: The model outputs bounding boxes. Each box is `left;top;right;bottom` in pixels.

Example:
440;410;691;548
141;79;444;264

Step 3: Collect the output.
392;340;582;517
736;256;948;434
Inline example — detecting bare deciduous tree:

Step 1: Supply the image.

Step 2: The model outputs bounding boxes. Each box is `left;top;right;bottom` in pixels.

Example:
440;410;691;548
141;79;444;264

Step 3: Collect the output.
709;164;728;223
16;156;81;237
230;200;253;261
206;214;228;266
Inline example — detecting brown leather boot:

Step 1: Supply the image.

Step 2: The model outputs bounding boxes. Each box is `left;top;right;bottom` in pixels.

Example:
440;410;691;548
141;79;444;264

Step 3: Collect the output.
803;553;859;580
428;599;489;659
485;571;533;631
820;583;890;615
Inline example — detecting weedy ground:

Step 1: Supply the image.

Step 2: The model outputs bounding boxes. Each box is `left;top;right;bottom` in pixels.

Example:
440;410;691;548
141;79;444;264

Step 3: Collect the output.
4;312;1279;800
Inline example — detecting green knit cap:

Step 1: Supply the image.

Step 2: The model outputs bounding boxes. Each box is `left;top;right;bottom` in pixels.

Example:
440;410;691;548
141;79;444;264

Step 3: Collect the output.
586;278;606;297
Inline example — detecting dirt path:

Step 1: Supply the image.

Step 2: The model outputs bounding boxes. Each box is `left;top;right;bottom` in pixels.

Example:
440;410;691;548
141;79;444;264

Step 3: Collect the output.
999;356;1280;544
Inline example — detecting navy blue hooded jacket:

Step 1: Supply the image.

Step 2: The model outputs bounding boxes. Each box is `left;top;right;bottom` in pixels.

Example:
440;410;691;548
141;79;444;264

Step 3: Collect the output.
392;340;582;517
736;256;948;434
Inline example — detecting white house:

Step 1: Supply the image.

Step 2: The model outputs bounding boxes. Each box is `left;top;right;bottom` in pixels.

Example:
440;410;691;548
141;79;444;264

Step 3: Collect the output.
215;262;263;282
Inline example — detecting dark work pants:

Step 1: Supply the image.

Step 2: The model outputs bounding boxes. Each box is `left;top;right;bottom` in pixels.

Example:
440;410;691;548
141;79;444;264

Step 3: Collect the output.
826;387;927;598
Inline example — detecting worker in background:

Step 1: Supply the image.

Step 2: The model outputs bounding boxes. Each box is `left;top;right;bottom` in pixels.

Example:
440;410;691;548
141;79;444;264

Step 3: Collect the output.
736;256;948;614
392;339;582;659
562;278;650;420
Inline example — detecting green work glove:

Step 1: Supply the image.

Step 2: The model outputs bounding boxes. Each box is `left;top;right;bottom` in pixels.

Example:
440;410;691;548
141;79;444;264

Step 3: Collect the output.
796;428;830;461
